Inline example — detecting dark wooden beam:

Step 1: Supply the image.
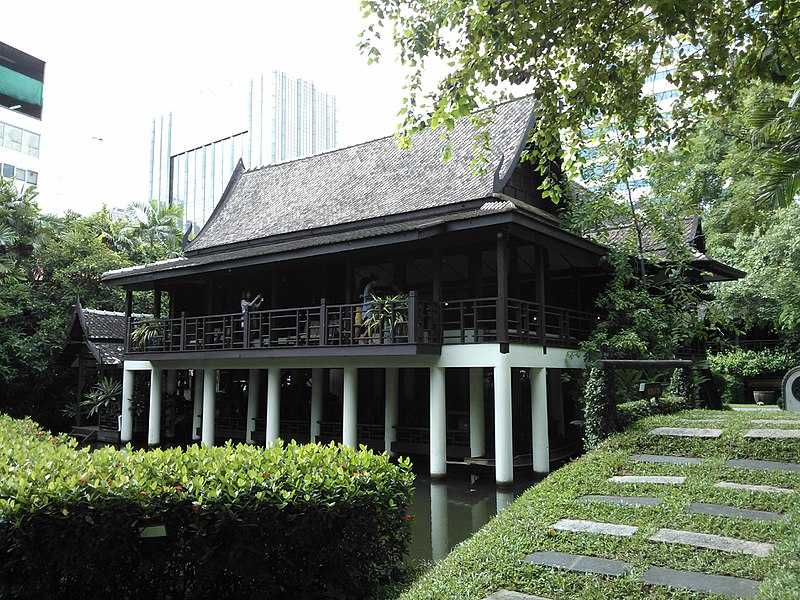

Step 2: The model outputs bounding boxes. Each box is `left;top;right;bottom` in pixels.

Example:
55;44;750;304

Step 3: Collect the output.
153;286;162;318
432;247;442;303
536;246;548;354
468;250;482;297
496;231;509;352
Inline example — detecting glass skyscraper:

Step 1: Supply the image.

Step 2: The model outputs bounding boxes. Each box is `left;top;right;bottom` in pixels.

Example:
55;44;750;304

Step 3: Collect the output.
148;70;338;232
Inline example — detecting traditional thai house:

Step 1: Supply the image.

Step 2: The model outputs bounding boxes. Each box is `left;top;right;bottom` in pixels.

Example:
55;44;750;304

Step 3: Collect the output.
102;96;740;485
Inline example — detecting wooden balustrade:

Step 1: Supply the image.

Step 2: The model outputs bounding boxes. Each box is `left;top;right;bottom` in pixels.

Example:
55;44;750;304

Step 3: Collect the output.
127;296;598;354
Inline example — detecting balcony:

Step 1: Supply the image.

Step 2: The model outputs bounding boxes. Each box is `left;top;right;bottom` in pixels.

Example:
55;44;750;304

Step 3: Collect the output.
125;294;598;358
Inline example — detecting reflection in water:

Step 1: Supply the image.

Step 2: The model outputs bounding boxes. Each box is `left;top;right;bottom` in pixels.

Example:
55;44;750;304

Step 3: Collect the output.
407;475;536;563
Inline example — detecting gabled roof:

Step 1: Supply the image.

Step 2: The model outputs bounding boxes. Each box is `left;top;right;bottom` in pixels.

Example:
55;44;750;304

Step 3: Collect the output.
187;96;536;253
63;301;150;366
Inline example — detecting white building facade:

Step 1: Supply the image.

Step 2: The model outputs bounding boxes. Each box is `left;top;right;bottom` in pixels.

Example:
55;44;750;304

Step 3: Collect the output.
148;71;338;231
0;42;44;193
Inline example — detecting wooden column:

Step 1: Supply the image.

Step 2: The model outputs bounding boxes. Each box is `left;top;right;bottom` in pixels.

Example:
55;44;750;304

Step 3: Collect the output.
536;246;548;354
124;290;133;353
496;231;509;352
344;258;353;304
432;248;442;303
153;286;162;318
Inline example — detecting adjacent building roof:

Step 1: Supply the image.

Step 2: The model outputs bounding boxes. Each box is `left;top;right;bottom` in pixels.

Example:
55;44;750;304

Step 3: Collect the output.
63;302;150;366
187;96;536;253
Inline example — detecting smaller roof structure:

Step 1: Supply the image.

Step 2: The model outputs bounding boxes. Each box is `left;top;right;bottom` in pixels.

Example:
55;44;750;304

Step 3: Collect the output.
62;301;150;367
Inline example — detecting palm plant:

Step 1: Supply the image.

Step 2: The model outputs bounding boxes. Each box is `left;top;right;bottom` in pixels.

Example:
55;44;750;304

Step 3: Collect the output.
363;294;409;339
83;377;122;418
125;199;184;257
130;319;164;349
748;86;800;208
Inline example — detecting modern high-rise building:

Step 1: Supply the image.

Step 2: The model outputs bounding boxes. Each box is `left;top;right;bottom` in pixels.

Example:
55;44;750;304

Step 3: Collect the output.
148;70;338;231
0;42;44;192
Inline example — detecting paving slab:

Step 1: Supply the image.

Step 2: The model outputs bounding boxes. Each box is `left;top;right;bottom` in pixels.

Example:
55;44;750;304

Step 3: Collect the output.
609;475;686;485
732;405;780;412
578;494;662;507
551;519;638;537
485;591;550;600
649;528;774;557
523;551;632;577
744;428;800;438
650;427;722;438
677;418;725;424
630;453;703;465
750;418;800;425
715;481;795;494
687;502;784;521
642;566;760;598
727;458;800;473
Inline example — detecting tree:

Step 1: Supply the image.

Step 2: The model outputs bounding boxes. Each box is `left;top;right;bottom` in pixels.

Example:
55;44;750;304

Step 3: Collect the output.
360;0;800;202
124;199;184;261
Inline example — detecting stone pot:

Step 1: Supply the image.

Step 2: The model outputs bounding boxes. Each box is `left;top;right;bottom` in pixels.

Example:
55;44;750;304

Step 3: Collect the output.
753;390;777;405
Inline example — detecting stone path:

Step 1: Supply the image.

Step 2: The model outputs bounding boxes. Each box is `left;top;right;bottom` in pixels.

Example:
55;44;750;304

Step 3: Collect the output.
485;591;550;600
687;502;784;521
551;519;638;537
732;405;780;412
578;494;661;506
727;458;800;473
650;426;722;438
609;475;685;485
677;418;725;425
642;566;760;598
751;418;800;425
523;551;632;577
630;453;703;465
744;428;800;439
649;528;774;557
715;481;795;494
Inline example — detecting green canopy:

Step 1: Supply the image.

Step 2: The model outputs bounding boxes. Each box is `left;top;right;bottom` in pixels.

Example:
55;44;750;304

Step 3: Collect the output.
0;65;43;106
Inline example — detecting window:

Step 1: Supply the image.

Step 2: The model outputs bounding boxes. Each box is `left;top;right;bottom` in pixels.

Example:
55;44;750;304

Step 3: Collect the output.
22;130;40;157
26;170;38;185
1;163;13;178
4;124;22;152
654;89;680;102
14;167;25;181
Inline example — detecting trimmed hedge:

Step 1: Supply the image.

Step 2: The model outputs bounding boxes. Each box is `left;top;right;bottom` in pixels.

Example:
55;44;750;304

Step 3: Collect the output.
0;415;414;600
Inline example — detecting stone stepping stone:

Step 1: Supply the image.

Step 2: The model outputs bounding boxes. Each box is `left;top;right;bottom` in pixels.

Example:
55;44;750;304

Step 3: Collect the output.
677;418;724;424
744;428;800;438
650;427;722;438
609;475;686;485
750;418;800;425
727;458;800;473
630;453;703;465
687;502;784;522
715;481;795;494
649;528;774;557
732;405;780;412
551;518;638;537
642;566;760;598
578;494;662;507
485;591;550;600
523;551;632;577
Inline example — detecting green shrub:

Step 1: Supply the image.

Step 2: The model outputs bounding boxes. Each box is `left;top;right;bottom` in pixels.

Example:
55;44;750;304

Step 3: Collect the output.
709;347;799;404
0;415;414;600
617;395;689;428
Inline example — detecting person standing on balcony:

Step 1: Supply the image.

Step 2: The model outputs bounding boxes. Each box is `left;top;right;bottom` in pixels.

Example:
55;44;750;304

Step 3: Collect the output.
241;291;263;327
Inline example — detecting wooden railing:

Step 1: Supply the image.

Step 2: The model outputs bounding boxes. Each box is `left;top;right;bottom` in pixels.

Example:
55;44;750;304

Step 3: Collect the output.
127;295;598;354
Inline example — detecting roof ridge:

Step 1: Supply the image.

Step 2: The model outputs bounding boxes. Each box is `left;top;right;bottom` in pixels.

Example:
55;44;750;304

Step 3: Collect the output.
243;93;538;175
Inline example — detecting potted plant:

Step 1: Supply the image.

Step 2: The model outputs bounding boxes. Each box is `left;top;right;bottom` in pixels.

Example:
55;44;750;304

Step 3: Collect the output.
130;319;164;350
363;294;408;342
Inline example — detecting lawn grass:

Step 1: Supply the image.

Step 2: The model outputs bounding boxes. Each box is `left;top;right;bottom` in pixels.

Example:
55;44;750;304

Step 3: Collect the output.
399;409;800;600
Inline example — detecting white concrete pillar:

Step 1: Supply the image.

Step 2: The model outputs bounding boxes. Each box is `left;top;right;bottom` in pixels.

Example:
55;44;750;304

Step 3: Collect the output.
551;369;566;437
310;368;324;442
266;368;281;444
430;480;449;562
192;370;203;441
147;366;162;446
384;367;399;455
429;366;447;479
468;367;485;457
201;369;216;446
496;488;514;512
342;367;358;448
493;360;513;486
121;368;134;443
246;369;261;444
531;367;550;475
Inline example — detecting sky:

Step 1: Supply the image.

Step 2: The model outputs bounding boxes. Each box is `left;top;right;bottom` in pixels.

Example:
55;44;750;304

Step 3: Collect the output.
4;0;412;215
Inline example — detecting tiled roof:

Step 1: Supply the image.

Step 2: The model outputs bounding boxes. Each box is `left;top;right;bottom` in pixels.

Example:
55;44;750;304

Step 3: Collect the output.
187;96;536;252
595;216;701;258
82;308;128;340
